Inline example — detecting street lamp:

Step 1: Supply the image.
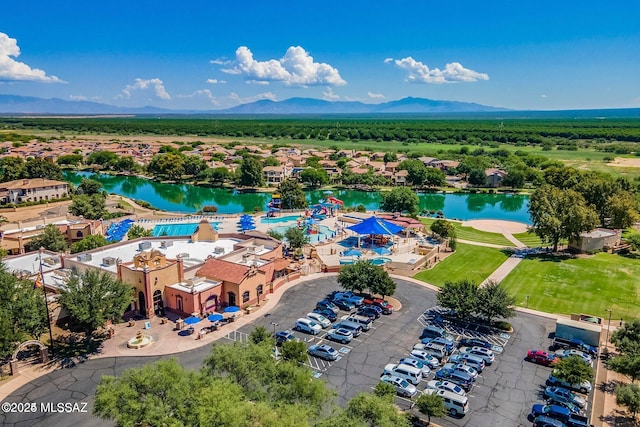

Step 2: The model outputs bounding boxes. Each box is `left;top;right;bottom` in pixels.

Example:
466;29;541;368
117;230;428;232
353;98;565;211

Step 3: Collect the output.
606;309;613;344
525;295;530;309
270;322;279;359
270;321;279;336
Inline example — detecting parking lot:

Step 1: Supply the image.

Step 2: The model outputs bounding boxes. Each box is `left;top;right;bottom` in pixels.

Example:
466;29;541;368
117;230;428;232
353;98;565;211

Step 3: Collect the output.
227;276;568;426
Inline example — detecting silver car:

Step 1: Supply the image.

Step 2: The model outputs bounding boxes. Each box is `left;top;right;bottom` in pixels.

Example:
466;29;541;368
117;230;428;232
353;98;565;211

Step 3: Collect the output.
326;327;353;344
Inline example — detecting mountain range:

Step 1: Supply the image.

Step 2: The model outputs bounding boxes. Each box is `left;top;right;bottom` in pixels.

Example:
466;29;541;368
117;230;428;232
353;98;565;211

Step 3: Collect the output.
0;94;508;115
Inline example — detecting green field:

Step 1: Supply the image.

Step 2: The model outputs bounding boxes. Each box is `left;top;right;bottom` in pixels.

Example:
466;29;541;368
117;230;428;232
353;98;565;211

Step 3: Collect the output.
420;218;513;246
512;231;543;247
500;253;640;320
413;243;509;287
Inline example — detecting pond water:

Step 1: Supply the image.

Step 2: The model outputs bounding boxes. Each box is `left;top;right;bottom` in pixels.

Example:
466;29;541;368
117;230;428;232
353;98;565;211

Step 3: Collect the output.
63;171;531;223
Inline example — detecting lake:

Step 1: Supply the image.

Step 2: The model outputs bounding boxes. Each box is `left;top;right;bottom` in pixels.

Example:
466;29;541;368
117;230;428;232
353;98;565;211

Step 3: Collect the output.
63;171;531;223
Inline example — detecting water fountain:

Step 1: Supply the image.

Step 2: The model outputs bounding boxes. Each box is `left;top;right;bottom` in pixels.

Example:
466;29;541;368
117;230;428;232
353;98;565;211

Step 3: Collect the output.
127;330;152;349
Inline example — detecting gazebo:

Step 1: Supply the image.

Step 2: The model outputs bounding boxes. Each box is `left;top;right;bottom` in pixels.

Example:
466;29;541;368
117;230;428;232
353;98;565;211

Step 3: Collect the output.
346;216;404;249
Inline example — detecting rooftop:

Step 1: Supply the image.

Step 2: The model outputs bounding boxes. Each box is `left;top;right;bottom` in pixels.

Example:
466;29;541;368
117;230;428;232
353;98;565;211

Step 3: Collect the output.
2;250;62;276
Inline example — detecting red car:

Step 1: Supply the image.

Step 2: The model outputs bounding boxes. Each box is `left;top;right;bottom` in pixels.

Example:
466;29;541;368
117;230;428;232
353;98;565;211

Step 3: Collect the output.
526;350;559;366
363;297;394;314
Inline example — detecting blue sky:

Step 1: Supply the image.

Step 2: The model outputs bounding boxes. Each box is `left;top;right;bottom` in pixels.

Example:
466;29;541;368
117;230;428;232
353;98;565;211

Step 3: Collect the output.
2;0;639;111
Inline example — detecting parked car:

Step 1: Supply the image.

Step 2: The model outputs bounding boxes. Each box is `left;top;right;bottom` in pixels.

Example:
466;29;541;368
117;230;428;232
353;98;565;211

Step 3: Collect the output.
530;404;572;422
425;379;467;396
434;368;474;391
383;363;422;385
426;336;456;354
461;346;495;364
458;338;493;350
356;306;380;320
403;353;440;369
532;415;567;427
363;297;394;314
326;327;354;344
410;349;441;368
547;374;592;395
312;308;337;322
307;344;339;361
546;398;583;415
379;374;417;398
527;349;560;366
332;298;356;311
274;330;298;346
554;349;593;365
334;291;364;306
543;386;587;408
316;300;339;314
448;353;485;372
306;312;331;328
442;362;478;380
333;320;363;337
295;318;322;335
398;357;431;376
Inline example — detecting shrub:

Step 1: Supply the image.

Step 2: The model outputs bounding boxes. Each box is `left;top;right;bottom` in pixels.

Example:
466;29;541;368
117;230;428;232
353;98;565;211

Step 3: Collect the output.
494;321;512;331
203;205;218;213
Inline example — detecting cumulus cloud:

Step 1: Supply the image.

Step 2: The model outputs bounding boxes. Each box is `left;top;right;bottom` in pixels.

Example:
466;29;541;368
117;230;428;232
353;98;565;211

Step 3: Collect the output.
389;56;488;83
368;91;385;99
220;46;346;86
246;80;270;86
206;78;226;84
0;32;62;82
383;58;394;64
119;78;171;100
322;87;340;101
540;94;548;98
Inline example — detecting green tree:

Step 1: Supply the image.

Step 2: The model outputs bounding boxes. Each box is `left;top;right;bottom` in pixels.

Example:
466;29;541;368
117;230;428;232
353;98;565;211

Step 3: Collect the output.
113;156;138;172
284;226;310;249
56;154;84;166
416;392;447;424
383;152;398;163
78;178;103;195
70;234;109;254
502;168;526;189
25;158;63;180
468;168;487;186
430;219;455;239
437;279;478;320
183;155;207;178
608;353;640;383
300;168;329;187
399;159;428;187
424;167;446;187
267;229;284;240
264;156;280;166
528;185;599;251
147;153;185;180
338;260;396;298
239;157;264;187
341;392;411;427
127;224;153;240
615;383;640;419
380;186;419;216
552;355;594;386
206;167;233;184
476;280;516;324
69;193;107;220
59;269;132;337
611;319;640;355
278;179;307;210
249;326;272;345
0;157;26;182
373;381;396;401
87;151;118;168
607;191;639;229
280;340;307;364
25;224;68;252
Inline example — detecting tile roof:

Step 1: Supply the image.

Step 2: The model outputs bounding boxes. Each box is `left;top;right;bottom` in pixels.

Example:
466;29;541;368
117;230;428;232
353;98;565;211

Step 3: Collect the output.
196;258;251;284
0;178;68;190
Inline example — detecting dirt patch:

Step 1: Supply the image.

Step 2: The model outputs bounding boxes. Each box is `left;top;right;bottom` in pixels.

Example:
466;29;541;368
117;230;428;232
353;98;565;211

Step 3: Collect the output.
608;157;640;168
462;219;529;234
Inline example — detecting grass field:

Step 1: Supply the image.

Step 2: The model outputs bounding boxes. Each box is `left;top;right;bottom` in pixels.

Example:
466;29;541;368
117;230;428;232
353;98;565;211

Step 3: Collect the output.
500;253;640;320
419;217;513;246
413;243;509;287
512;231;543;247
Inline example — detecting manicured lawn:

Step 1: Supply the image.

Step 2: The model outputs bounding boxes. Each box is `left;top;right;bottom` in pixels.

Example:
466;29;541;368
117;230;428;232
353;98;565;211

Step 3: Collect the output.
419;218;512;246
413;243;509;287
500;253;640;320
512;231;543;247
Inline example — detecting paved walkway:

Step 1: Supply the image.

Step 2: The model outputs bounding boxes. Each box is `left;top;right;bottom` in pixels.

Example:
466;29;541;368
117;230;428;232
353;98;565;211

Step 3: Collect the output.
480;256;523;286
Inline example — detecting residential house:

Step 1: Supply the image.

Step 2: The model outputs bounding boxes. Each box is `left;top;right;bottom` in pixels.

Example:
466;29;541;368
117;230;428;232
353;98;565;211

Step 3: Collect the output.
432;160;460;174
0;178;69;205
393;170;409;186
485;168;507;187
370;152;387;161
263;165;291;186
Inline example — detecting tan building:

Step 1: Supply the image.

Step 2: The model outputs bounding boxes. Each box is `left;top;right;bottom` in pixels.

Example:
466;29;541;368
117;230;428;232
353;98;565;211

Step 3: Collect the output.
263;165;291;186
0;178;69;205
569;228;621;253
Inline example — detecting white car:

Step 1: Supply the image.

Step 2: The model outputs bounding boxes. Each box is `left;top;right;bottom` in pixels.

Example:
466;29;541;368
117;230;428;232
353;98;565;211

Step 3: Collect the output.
404;353;440;369
554;349;593;365
448;353;485;372
461;346;495;364
326;327;353;344
306;312;331;328
425;379;467;397
443;362;478;380
398;357;431;376
410;349;441;367
380;374;417;398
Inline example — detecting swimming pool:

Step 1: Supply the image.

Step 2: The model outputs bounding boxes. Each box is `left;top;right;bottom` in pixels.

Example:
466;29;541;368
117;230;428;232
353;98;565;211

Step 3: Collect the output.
152;222;220;237
270;224;336;242
370;257;392;266
260;215;302;224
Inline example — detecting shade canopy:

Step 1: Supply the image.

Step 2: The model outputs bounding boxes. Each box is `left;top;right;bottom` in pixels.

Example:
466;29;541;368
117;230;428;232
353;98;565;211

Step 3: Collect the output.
372;246;392;255
343;248;362;257
346;216;404;236
184;316;201;325
224;306;240;313
207;313;224;322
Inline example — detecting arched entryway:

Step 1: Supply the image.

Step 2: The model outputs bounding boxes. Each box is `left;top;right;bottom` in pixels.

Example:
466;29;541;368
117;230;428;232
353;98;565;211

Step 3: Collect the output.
227;291;237;307
176;295;183;313
153;290;164;316
138;291;146;317
10;340;48;375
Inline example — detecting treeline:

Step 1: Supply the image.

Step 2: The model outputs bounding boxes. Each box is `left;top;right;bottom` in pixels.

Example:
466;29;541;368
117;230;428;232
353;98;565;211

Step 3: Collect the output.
3;117;640;145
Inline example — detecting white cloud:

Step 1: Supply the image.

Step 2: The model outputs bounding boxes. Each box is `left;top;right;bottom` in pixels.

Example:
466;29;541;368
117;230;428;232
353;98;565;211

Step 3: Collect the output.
228;91;277;103
120;78;171;100
206;78;226;84
0;32;62;83
540;94;548;98
383;58;394;64
322;87;340;101
368;91;385;99
246;80;270;86
220;46;346;86
389;56;489;83
178;89;277;107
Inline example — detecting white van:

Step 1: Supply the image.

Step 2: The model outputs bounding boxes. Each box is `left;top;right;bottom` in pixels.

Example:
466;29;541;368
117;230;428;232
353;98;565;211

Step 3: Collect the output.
335;319;363;337
347;314;372;331
295;318;322;335
383;363;422;385
435;389;469;416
